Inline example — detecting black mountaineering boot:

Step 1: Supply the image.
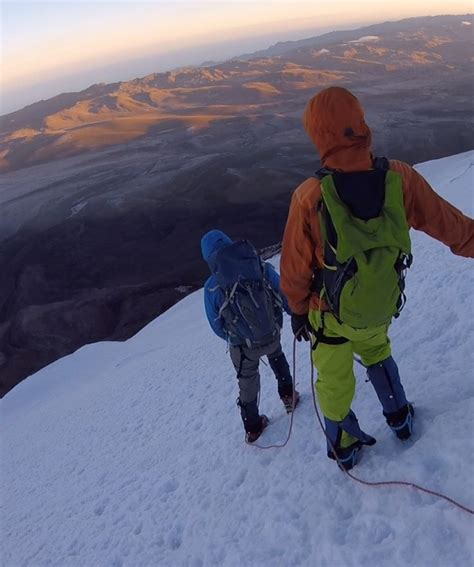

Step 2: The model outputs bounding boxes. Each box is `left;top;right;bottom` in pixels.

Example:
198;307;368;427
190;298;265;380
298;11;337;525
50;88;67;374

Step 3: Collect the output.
328;441;363;471
324;411;376;471
384;403;414;440
246;415;270;443
238;398;268;443
280;390;300;414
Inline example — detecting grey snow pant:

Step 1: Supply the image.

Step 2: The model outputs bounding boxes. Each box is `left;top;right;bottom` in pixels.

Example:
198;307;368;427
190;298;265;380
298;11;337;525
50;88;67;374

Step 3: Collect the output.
229;336;292;433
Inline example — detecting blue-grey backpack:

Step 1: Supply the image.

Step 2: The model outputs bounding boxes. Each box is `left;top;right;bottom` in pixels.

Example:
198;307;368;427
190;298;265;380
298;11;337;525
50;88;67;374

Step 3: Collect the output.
208;240;282;348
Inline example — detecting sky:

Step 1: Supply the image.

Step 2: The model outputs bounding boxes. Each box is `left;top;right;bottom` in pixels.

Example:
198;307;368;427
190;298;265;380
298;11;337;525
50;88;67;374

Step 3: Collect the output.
1;0;472;114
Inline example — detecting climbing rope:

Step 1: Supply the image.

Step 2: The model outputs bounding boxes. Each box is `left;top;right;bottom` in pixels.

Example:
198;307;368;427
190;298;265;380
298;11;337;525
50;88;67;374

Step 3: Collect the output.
244;338;299;449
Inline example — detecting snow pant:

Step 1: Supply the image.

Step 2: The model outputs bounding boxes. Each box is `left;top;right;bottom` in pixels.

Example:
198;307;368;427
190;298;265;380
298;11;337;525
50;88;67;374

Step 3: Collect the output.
229;335;292;433
308;310;408;450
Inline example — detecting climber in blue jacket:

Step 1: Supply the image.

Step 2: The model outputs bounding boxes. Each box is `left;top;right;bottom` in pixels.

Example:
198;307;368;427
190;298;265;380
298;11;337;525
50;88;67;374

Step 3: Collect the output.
201;229;299;443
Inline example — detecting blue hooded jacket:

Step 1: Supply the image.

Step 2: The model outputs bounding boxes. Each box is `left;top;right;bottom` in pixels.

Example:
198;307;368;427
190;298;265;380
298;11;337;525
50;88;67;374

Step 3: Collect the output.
201;229;290;342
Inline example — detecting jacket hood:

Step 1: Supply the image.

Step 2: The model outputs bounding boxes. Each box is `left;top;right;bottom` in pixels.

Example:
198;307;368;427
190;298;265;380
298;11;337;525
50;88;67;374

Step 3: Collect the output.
201;230;233;262
303;86;373;172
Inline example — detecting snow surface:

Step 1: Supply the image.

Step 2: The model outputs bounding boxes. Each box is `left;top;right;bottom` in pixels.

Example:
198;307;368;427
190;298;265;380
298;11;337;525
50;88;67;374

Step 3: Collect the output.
2;151;474;566
348;35;380;43
69;201;88;218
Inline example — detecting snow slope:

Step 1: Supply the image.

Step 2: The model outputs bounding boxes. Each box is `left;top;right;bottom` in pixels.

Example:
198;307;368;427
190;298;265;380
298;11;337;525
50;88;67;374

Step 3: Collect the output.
2;151;474;567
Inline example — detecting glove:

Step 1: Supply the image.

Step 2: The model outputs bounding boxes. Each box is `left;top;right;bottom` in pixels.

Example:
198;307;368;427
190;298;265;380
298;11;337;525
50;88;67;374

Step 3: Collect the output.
291;313;312;342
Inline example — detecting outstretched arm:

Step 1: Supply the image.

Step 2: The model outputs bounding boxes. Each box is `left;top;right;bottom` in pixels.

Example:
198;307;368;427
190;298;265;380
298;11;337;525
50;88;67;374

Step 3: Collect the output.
392;160;474;258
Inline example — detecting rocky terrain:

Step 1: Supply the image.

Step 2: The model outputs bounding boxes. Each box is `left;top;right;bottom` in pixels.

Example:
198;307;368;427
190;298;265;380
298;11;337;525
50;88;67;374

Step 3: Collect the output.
0;14;473;395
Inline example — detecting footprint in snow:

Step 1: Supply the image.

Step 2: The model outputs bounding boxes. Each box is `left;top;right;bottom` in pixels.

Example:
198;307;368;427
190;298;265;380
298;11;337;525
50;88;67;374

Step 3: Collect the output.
133;522;143;535
94;500;108;516
232;468;247;488
168;523;184;550
161;478;180;493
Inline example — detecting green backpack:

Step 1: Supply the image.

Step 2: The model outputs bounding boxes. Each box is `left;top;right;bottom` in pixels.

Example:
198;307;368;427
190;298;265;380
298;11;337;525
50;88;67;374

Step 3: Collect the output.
314;158;412;329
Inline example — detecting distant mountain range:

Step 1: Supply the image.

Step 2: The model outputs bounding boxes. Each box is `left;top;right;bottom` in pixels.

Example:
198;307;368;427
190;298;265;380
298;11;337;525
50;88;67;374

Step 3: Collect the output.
1;14;472;172
1;14;473;396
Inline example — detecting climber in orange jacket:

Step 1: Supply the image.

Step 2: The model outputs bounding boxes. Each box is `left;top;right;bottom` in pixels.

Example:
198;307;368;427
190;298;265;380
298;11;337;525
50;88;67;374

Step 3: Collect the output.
280;86;474;470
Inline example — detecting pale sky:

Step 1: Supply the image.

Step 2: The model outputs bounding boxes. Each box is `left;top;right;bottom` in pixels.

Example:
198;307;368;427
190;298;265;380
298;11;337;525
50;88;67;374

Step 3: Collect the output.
1;0;472;113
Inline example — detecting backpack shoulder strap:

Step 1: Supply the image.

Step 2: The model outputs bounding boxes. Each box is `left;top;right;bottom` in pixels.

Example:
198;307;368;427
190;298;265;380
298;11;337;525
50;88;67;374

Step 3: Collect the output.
373;156;390;171
314;166;335;181
316;157;389;177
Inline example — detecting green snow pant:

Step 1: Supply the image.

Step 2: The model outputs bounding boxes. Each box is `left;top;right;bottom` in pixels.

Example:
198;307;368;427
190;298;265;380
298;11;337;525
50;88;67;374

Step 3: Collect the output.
309;310;392;448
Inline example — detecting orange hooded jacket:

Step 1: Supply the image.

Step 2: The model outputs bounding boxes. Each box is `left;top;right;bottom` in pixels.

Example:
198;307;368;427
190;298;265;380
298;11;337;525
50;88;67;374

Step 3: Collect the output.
280;87;474;316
